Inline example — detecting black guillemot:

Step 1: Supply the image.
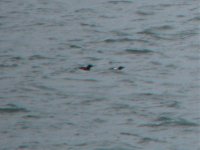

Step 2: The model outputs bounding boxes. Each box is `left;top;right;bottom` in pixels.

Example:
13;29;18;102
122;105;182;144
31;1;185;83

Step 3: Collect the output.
79;64;93;71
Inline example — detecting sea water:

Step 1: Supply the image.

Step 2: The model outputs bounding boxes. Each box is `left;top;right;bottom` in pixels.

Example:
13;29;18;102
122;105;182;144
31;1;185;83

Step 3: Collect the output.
0;0;199;150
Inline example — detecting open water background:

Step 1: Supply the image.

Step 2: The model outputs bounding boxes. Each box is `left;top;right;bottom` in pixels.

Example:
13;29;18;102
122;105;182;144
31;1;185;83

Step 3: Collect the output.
0;0;200;150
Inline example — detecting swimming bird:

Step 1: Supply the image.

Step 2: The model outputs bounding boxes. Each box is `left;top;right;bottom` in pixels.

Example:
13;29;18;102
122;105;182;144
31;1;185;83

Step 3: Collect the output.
111;66;125;70
79;64;93;71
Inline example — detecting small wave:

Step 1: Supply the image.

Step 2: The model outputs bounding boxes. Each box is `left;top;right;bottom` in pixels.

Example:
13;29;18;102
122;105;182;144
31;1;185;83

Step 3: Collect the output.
138;137;165;144
109;103;137;115
165;101;180;108
188;16;200;22
136;10;155;16
120;132;139;137
92;118;107;124
10;56;23;61
0;64;18;68
137;25;174;40
108;0;133;4
142;116;199;127
83;56;101;61
69;44;82;49
103;38;135;43
120;132;165;144
121;48;153;55
28;55;51;60
157;117;199;127
153;25;174;30
0;56;24;68
110;30;130;36
75;8;96;14
0;15;7;19
81;98;106;105
0;104;28;114
80;23;97;27
159;4;173;8
138;25;198;40
23;115;40;119
32;84;56;91
95;144;139;150
175;29;199;39
64;77;98;82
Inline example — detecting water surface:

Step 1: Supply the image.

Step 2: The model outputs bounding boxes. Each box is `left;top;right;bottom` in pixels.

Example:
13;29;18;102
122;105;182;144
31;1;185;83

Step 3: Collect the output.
0;0;199;150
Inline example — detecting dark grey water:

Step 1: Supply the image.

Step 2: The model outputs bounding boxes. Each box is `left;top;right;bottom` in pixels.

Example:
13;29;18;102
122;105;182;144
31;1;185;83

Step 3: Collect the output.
0;0;200;150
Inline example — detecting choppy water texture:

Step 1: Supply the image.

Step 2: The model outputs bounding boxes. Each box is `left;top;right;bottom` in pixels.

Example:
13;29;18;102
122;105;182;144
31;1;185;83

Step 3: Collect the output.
0;0;200;150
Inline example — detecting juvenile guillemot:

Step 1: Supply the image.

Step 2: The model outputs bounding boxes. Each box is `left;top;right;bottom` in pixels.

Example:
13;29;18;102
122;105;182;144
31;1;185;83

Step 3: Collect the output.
111;66;125;70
